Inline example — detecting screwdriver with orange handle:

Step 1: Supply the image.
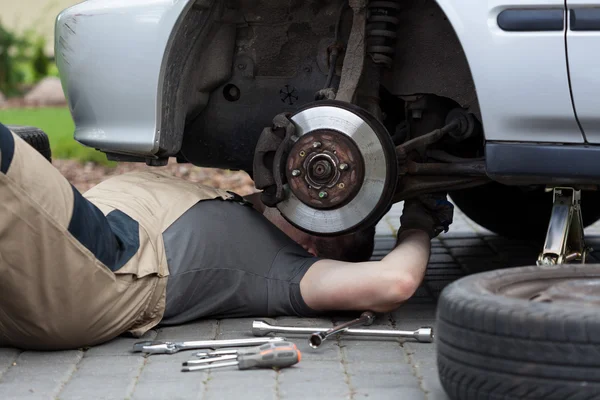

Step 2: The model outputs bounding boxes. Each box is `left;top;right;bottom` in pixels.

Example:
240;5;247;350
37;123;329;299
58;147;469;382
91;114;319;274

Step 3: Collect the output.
181;341;301;372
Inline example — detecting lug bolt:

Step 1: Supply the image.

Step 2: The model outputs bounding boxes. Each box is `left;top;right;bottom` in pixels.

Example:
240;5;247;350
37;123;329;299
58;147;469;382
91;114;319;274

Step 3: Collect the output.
319;191;328;199
292;169;301;177
339;163;349;171
338;183;345;189
313;142;322;149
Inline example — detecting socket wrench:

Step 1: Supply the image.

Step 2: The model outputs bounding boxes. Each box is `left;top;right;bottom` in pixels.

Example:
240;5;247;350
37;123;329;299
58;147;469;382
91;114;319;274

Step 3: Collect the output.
253;320;434;343
309;311;375;348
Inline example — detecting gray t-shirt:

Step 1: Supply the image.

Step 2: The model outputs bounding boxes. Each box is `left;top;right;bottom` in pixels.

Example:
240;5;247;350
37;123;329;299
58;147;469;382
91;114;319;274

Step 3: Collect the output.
159;198;320;325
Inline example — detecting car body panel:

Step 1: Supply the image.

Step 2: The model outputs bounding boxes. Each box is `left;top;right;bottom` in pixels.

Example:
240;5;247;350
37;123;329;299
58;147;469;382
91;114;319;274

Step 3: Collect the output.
55;0;198;156
434;0;584;143
55;0;594;181
566;2;600;142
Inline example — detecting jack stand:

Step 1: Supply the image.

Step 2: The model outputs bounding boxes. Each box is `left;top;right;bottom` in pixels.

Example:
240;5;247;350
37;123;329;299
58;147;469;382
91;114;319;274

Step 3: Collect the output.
537;188;591;266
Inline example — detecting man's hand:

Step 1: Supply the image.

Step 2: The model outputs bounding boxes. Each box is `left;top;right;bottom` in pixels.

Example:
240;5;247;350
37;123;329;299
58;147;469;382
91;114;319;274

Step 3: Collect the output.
397;193;454;240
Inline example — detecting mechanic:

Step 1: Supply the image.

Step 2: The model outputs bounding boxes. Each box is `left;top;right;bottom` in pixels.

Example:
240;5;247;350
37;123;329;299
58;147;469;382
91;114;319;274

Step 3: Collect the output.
0;122;453;350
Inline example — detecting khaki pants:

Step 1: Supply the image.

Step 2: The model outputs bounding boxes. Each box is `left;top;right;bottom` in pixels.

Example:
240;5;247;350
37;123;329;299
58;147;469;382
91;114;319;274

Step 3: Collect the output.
0;126;166;350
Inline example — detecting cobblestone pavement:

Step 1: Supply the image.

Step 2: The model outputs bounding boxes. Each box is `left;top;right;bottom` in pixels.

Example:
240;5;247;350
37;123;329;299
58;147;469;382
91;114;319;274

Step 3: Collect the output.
2;204;600;400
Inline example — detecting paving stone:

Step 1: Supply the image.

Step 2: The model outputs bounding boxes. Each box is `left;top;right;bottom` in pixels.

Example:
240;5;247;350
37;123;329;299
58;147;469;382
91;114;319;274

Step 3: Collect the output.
341;341;405;363
347;362;422;393
156;320;218;341
278;361;350;400
440;238;486;247
429;253;455;263
0;350;83;400
205;369;277;400
295;341;342;361
58;355;144;400
0;348;20;378
426;266;464;277
392;305;437;325
133;356;206;399
449;246;495;257
355;387;427;400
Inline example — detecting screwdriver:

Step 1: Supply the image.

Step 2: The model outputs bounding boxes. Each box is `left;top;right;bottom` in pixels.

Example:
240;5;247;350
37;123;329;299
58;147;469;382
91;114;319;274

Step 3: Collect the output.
181;341;301;372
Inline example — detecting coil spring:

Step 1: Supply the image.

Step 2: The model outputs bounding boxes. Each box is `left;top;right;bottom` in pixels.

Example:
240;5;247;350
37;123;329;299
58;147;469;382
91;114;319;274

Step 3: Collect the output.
367;1;401;68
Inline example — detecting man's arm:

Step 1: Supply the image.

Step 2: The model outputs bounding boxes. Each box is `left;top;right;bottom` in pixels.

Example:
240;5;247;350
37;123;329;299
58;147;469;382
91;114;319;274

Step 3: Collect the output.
300;193;453;313
299;229;431;313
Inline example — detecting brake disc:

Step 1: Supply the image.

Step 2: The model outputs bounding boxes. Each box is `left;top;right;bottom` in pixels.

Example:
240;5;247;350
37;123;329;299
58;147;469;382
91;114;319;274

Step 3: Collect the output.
277;101;397;235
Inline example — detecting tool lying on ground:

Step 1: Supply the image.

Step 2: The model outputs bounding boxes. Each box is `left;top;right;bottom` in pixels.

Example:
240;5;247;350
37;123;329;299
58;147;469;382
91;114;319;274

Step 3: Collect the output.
191;349;240;359
253;320;434;343
181;341;301;372
132;337;287;355
309;311;375;348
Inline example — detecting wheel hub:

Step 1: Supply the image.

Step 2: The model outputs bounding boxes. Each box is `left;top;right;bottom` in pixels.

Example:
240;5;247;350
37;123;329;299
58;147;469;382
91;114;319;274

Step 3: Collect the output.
531;279;600;305
286;130;365;210
277;100;397;235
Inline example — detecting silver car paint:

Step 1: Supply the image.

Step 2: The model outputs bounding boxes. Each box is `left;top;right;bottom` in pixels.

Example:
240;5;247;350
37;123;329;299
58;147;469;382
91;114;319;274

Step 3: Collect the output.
55;0;588;159
434;0;584;143
566;0;600;143
55;0;198;156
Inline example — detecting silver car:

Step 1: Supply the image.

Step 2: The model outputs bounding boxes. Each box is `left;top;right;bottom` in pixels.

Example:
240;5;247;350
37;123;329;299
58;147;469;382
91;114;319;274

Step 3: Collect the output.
55;0;600;265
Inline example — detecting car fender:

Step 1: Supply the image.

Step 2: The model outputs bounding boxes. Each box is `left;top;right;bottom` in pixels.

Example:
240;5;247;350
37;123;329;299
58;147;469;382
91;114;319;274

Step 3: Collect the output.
55;0;225;158
431;0;584;143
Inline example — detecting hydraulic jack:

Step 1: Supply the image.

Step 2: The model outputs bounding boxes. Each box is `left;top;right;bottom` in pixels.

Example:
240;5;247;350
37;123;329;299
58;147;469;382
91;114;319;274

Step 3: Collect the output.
537;188;591;266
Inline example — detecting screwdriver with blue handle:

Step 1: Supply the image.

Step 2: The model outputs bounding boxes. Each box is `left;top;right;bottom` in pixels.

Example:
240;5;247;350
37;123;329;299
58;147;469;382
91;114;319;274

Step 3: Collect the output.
181;341;301;372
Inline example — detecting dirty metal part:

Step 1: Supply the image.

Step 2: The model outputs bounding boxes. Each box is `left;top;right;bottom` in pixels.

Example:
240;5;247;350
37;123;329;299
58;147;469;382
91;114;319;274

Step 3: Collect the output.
278;101;397;235
132;337;287;355
286;130;365;210
427;149;484;164
530;279;600;304
192;349;240;359
309;311;375;349
397;119;461;156
406;161;487;177
358;57;385;122
445;108;477;141
252;320;434;344
336;0;368;103
537;188;591;266
252;113;297;207
184;354;238;366
367;1;401;68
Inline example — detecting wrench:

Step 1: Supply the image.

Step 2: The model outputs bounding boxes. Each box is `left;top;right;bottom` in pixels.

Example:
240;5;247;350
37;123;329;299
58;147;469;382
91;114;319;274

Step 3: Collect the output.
309;311;375;348
132;337;287;355
253;320;434;344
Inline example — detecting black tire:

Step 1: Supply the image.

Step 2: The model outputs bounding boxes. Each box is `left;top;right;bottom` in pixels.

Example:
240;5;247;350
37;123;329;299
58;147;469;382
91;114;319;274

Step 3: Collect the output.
450;183;600;241
436;265;600;400
7;125;52;162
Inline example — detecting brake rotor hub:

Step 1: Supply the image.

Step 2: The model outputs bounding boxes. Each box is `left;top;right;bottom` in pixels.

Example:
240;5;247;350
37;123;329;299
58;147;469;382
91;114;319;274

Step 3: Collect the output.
277;100;397;235
287;130;365;210
531;279;600;305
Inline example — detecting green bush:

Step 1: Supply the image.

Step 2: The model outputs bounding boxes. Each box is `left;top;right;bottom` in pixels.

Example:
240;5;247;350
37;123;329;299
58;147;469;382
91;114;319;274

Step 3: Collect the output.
0;23;51;96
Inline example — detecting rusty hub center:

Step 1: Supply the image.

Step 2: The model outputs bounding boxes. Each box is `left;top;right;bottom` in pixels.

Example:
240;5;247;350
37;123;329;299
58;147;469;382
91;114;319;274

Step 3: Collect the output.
286;130;365;210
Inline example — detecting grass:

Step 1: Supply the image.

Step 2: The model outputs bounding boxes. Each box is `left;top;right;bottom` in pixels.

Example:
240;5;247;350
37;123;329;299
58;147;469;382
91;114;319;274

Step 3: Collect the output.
0;107;114;165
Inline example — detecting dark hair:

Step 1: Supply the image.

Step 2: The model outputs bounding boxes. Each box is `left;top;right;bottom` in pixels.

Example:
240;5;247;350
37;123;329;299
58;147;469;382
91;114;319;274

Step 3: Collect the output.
314;226;376;262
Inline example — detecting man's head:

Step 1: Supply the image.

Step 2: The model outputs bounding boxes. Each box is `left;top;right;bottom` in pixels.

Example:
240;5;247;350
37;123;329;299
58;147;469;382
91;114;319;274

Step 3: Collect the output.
263;207;376;262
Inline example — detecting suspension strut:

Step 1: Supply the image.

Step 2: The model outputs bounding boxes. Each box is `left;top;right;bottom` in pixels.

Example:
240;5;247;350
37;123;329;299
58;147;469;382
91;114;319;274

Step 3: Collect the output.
367;1;401;68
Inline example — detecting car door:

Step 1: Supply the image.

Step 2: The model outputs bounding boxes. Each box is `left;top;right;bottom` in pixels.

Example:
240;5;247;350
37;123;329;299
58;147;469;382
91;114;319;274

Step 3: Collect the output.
566;2;600;142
